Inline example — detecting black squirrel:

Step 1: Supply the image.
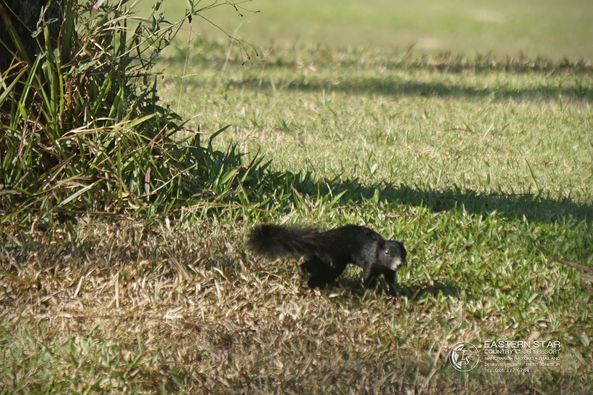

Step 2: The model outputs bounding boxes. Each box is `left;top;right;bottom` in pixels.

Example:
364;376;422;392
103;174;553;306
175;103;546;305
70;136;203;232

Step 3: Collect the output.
248;224;407;294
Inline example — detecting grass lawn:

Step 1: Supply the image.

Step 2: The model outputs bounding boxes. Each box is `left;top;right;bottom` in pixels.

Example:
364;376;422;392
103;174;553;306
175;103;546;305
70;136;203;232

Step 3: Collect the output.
154;0;593;60
1;0;593;393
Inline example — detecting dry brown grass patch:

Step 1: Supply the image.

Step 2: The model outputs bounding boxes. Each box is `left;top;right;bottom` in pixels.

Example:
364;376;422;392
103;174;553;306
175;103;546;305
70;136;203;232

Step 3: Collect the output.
1;219;590;393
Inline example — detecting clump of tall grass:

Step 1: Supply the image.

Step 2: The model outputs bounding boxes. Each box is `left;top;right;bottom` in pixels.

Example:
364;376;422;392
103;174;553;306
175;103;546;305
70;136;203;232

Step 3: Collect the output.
0;0;271;224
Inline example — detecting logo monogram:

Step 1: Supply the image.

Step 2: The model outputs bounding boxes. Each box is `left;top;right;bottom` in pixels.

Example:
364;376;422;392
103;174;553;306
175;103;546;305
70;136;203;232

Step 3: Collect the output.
449;343;480;372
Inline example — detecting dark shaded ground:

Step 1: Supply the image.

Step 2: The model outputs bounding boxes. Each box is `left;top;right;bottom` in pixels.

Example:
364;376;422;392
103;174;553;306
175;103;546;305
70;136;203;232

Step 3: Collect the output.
283;172;593;225
164;40;593;76
222;76;593;102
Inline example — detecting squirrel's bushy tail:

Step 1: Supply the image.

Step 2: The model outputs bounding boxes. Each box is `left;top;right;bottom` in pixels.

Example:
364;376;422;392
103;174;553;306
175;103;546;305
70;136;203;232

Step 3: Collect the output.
248;224;319;258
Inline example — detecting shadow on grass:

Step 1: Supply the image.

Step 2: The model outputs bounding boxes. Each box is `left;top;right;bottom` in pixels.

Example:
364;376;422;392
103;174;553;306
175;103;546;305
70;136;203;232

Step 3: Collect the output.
165;40;593;76
282;172;593;224
333;277;463;300
223;76;593;102
400;280;462;300
164;41;593;101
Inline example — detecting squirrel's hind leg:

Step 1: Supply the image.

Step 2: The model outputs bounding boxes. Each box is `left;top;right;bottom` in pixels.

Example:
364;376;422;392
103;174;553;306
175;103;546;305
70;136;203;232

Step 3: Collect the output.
298;258;317;277
306;262;346;289
298;257;346;289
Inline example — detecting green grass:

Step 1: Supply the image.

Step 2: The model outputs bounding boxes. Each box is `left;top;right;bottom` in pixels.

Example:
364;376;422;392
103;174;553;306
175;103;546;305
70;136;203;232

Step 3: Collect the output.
168;44;593;205
152;0;593;60
2;0;593;393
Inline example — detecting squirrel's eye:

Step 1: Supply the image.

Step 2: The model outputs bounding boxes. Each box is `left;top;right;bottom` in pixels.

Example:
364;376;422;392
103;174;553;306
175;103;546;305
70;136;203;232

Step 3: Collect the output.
384;249;390;255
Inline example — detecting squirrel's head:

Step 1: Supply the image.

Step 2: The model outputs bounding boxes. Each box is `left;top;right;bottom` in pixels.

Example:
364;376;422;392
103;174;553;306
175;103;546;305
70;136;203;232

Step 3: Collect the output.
377;240;407;271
